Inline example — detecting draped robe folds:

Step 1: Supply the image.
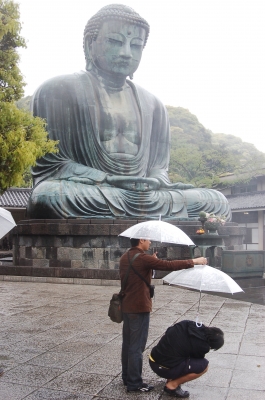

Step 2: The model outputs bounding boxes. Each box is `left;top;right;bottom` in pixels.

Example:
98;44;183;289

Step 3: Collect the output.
27;71;231;220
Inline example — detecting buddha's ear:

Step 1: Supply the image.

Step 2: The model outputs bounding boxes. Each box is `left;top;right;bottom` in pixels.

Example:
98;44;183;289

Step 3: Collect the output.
84;37;93;71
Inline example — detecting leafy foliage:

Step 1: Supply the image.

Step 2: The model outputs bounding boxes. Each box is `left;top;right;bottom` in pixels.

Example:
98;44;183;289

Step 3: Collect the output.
167;106;265;188
0;101;58;190
0;0;25;102
16;95;31;110
0;1;58;192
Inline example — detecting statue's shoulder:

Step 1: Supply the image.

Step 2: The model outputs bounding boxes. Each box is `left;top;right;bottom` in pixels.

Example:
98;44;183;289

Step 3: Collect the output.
128;80;167;111
33;71;86;96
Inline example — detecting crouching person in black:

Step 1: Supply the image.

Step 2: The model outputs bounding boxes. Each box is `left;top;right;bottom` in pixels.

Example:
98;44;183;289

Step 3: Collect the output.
149;320;224;398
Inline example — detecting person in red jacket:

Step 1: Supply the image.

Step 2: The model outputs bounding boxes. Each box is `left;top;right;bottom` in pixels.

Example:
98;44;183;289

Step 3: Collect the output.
149;320;224;398
119;238;207;393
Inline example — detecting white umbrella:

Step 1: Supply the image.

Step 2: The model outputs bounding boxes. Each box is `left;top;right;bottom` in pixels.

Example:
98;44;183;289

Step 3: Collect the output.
119;220;195;246
163;265;243;294
0;207;16;239
163;265;243;326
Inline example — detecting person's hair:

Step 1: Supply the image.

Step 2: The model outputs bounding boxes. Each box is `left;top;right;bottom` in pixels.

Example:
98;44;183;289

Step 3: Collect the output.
83;4;150;63
204;327;224;351
130;238;140;247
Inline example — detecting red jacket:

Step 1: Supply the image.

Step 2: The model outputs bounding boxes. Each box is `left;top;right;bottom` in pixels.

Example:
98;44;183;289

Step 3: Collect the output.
120;247;194;313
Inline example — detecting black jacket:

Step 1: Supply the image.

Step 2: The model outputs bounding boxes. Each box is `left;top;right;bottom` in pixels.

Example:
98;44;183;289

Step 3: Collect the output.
151;320;210;368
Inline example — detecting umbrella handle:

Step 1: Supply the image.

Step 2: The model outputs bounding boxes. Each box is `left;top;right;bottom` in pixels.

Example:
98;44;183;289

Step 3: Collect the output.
196;291;203;327
196;316;202;327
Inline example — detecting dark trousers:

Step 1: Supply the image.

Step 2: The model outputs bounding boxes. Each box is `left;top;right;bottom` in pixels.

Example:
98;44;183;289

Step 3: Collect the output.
149;357;209;380
122;312;150;391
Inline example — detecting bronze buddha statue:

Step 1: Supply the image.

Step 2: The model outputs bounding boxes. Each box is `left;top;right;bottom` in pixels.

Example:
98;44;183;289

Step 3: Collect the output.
28;4;230;220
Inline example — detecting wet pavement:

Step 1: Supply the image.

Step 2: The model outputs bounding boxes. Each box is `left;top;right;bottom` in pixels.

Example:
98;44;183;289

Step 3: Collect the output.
0;280;265;400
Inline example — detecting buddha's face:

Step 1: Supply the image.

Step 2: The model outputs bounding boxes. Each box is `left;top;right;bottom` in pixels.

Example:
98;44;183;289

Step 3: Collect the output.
90;20;146;78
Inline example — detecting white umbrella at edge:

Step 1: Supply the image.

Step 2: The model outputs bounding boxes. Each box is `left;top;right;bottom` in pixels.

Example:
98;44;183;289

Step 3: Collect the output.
0;207;16;239
163;265;243;326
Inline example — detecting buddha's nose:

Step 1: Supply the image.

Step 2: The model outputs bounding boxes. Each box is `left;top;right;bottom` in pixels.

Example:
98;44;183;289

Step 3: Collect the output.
120;42;132;58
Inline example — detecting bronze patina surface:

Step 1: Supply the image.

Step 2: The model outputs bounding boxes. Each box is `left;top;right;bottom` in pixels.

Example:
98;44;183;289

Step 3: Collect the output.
28;4;230;220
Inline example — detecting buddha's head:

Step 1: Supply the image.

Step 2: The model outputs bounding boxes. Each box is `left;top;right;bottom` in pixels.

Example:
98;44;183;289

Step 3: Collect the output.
83;4;150;79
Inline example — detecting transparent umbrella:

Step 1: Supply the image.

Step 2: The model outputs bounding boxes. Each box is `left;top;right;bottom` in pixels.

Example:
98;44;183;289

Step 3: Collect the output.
119;220;194;246
0;207;16;239
163;265;243;325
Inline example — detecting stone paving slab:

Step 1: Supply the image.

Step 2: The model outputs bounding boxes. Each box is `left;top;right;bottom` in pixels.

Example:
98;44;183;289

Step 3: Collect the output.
26;388;93;399
0;281;264;399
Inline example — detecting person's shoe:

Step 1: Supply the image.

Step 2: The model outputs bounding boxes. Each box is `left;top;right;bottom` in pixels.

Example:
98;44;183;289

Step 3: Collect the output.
0;368;4;377
164;385;189;398
127;383;155;393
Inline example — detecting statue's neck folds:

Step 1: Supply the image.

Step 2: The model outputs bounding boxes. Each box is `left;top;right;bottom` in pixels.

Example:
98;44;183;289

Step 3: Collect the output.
91;66;126;90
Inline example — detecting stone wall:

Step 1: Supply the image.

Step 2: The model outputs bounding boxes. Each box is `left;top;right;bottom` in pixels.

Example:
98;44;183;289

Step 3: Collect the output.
4;219;246;279
222;250;265;278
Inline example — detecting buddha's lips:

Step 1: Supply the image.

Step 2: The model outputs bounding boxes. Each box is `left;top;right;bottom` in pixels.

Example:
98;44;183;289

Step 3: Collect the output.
113;61;130;67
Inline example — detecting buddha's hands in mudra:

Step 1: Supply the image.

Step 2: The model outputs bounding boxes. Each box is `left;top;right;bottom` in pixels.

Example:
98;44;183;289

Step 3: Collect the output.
159;181;195;190
105;175;194;191
106;175;160;191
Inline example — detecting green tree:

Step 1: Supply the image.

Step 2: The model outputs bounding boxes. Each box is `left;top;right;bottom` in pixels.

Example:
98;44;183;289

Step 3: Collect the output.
16;95;31;110
0;0;57;192
166;106;265;189
0;0;25;101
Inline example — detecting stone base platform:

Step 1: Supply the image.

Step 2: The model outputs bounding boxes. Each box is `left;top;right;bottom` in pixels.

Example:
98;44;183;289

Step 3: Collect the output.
2;219;246;280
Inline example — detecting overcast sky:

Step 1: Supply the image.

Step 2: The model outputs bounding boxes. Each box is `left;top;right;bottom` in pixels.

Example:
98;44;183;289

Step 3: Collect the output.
18;0;265;152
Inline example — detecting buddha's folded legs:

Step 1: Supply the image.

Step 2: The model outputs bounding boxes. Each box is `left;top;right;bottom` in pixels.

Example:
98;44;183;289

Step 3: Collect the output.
183;188;231;219
27;180;230;220
28;181;111;219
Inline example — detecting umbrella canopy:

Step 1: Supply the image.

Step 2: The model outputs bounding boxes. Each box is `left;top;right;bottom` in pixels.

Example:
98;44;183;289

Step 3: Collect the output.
119;220;195;246
0;207;16;239
163;265;243;294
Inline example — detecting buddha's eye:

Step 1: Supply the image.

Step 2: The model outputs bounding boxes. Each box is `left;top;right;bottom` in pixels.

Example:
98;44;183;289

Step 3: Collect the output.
130;39;143;50
107;38;123;47
131;43;142;49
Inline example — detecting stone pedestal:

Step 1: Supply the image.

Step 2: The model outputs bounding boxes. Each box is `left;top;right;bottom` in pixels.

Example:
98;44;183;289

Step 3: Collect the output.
222;250;265;278
0;219;246;280
190;234;228;268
